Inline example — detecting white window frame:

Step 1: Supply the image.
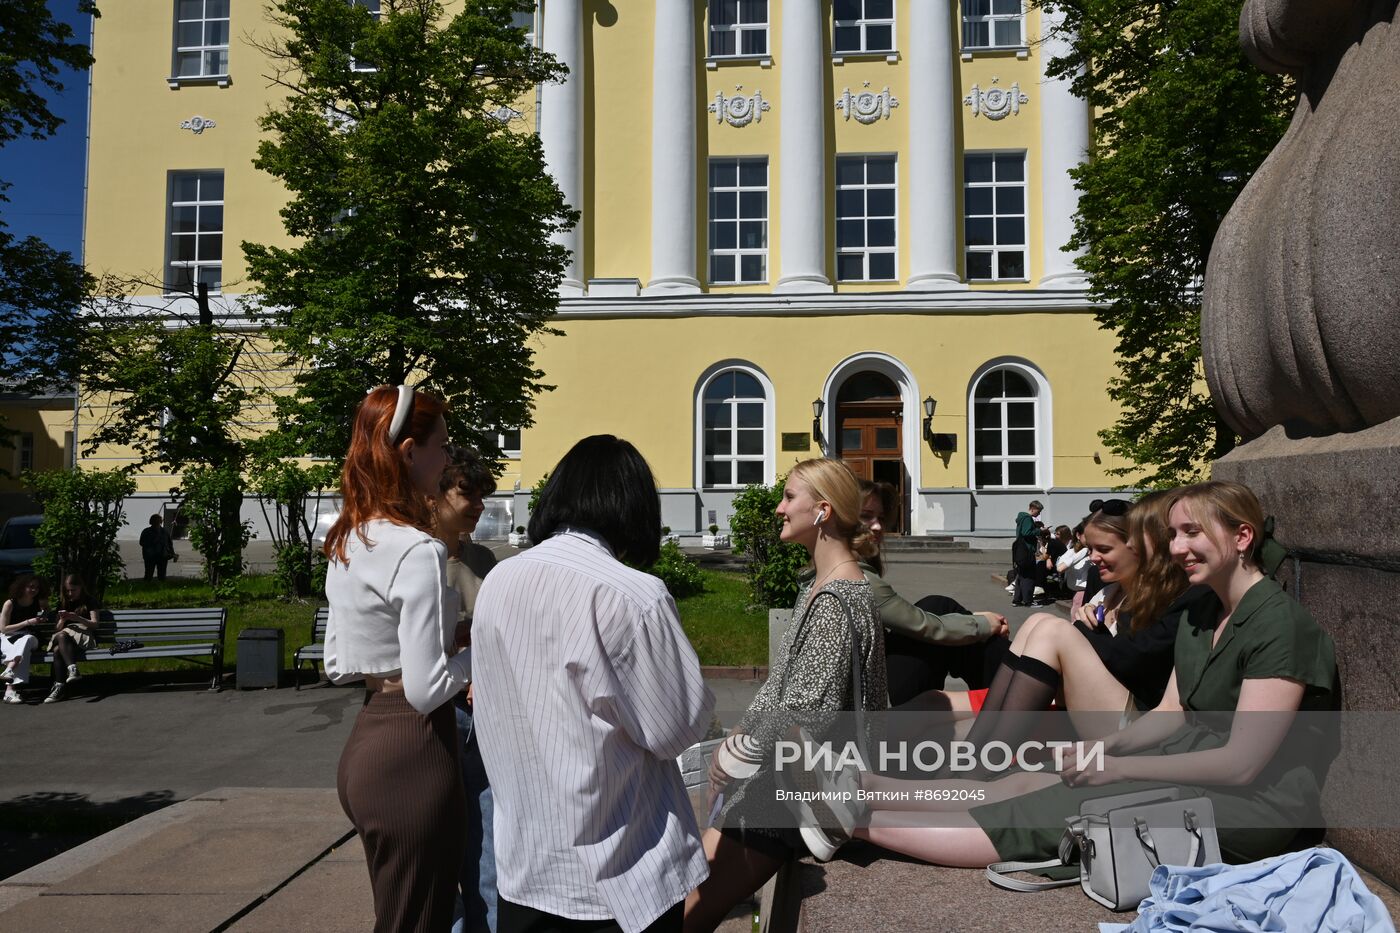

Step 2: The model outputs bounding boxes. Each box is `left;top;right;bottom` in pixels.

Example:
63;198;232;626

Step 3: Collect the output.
511;5;536;47
707;0;769;58
967;359;1053;490
964;151;1027;282
708;157;769;286
695;362;775;490
835;154;898;283
166;171;224;295
171;0;230;83
350;0;381;73
833;0;896;55
496;427;521;459
960;0;1026;51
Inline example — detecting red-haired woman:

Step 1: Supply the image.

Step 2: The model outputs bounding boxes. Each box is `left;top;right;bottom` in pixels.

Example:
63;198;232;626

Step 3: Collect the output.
323;385;467;933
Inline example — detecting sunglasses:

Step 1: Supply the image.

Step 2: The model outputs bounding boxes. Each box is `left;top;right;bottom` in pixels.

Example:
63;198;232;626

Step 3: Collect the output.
1097;498;1132;516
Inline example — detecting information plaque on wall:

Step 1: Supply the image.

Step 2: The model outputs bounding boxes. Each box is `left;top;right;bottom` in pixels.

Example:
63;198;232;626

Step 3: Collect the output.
781;432;811;451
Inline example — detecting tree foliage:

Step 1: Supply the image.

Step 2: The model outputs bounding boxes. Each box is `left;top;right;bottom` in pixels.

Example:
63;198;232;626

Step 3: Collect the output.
251;458;335;598
25;465;132;602
0;1;96;423
729;481;808;610
1038;0;1295;486
243;0;575;464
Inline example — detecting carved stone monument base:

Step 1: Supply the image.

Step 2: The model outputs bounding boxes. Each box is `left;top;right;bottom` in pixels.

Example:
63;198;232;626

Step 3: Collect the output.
1213;417;1400;887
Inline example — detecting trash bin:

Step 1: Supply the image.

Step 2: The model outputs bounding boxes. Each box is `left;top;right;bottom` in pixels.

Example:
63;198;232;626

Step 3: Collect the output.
237;627;284;690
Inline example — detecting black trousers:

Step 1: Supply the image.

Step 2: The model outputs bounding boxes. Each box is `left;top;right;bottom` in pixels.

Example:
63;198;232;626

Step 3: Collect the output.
498;898;683;933
885;595;1011;707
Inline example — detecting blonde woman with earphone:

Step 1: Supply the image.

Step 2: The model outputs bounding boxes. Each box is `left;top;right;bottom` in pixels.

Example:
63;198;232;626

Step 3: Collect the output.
684;458;887;933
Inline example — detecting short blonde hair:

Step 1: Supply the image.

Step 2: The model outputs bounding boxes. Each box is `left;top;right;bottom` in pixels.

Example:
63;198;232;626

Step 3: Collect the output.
788;458;879;561
1168;481;1267;569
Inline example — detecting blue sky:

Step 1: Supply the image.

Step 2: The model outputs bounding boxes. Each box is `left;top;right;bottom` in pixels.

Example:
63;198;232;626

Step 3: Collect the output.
0;1;94;261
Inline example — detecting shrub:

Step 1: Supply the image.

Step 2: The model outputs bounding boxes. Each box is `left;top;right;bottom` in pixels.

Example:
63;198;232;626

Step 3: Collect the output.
26;467;134;603
178;464;253;599
729;480;808;609
250;459;335;599
526;470;550;519
708;523;719;535
650;540;705;599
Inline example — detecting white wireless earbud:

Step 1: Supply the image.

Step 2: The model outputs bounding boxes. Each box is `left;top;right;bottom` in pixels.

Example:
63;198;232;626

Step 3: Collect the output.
813;510;827;526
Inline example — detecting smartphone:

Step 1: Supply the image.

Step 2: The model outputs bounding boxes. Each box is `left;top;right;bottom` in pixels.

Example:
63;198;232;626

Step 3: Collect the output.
1094;604;1106;625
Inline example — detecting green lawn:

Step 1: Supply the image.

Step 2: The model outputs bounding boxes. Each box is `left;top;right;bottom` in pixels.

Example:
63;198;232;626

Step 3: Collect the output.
88;567;767;679
674;569;769;667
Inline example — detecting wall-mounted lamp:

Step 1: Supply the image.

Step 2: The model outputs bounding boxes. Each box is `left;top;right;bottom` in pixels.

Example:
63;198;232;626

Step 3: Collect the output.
923;395;957;452
811;398;825;453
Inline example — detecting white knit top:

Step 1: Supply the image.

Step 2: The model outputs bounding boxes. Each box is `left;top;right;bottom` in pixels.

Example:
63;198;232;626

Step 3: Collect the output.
323;518;468;713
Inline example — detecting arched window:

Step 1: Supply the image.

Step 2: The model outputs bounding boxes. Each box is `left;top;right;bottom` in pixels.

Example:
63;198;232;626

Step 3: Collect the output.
972;366;1041;488
701;369;768;488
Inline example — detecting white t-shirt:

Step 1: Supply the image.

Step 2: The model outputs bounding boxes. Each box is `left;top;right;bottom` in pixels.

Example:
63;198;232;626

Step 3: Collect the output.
323;518;468;713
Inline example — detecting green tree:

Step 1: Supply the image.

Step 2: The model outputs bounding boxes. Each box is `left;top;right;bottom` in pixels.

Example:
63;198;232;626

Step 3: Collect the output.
244;0;575;465
729;481;808;610
251;458;335;598
0;1;97;433
1038;0;1294;486
72;284;263;592
25;466;133;602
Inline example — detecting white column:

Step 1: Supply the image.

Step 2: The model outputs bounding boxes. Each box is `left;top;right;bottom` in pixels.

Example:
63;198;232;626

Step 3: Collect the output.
643;0;700;294
774;0;832;293
1037;6;1089;289
540;0;585;297
907;0;963;290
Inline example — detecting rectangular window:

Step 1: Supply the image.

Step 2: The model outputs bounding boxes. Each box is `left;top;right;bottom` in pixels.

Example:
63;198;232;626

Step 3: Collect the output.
511;6;536;47
497;427;522;458
16;433;34;473
708;0;768;57
167;171;224;294
708;158;769;285
961;0;1024;50
173;0;230;78
835;155;898;282
964;152;1026;282
834;0;895;55
350;0;381;72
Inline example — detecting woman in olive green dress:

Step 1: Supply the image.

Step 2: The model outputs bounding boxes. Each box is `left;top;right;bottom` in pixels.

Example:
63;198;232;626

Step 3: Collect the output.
840;480;1338;868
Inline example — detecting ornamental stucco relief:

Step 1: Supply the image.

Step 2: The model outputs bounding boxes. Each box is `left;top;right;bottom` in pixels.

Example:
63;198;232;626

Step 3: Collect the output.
836;84;899;124
963;79;1029;120
178;115;216;134
709;86;771;127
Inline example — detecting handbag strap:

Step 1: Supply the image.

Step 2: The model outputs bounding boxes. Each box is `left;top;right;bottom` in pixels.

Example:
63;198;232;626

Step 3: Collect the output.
985;858;1079;893
781;585;869;758
1133;807;1207;870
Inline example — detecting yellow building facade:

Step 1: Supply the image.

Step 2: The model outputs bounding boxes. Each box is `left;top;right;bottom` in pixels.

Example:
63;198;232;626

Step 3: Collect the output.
83;0;1131;538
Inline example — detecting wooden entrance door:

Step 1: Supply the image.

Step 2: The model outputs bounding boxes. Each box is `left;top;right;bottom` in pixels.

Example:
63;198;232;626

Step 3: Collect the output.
835;372;905;534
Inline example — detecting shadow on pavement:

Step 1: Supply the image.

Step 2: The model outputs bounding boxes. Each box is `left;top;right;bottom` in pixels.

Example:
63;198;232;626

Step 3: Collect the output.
0;788;178;880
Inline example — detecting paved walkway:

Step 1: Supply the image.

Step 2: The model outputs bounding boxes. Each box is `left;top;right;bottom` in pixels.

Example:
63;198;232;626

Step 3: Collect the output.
0;551;1069;930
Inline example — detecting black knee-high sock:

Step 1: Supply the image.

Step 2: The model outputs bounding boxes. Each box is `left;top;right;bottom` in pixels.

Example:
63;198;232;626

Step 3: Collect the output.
957;654;1062;777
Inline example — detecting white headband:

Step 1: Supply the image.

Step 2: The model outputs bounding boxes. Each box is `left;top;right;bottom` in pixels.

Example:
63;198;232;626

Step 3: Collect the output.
387;384;415;443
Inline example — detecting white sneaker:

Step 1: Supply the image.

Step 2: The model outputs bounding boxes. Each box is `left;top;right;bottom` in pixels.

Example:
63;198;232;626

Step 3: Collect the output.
3;689;21;704
778;727;864;863
0;668;15;683
66;665;81;683
1004;583;1015;594
43;683;64;703
1033;586;1046;597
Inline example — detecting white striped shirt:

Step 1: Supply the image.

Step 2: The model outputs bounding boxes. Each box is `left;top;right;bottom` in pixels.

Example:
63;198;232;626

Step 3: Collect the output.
472;527;714;932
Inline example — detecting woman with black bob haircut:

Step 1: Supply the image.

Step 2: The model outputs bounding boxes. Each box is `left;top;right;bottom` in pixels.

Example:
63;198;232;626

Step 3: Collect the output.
526;433;663;568
472;435;714;933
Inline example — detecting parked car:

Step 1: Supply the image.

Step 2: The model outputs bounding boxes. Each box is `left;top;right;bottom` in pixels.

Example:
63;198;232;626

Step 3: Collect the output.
0;514;44;584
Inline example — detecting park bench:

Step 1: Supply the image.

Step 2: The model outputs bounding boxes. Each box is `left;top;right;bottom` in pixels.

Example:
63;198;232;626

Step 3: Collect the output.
34;607;227;691
293;606;330;691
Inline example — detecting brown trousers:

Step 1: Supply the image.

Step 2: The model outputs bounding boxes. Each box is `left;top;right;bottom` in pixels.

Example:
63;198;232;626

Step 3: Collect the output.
338;690;466;933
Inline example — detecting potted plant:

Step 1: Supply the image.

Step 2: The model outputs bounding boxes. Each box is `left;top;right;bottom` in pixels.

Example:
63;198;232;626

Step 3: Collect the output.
660;524;679;544
702;523;729;549
508;525;530;548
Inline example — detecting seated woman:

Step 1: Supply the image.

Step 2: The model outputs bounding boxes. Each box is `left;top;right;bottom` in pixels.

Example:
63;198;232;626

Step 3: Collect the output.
857;480;1009;709
0;574;49;704
684;459;886;932
1056;523;1092;611
832;481;1339;870
44;573;100;704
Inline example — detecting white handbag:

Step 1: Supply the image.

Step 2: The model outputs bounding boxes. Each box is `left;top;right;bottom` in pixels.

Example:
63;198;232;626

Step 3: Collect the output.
986;787;1220;911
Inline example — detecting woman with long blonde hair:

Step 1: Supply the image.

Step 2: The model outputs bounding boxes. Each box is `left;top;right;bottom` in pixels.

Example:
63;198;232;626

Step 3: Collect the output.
685;458;887;931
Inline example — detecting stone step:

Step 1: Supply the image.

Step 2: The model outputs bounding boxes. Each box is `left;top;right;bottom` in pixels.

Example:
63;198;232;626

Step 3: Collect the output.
880;536;972;551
